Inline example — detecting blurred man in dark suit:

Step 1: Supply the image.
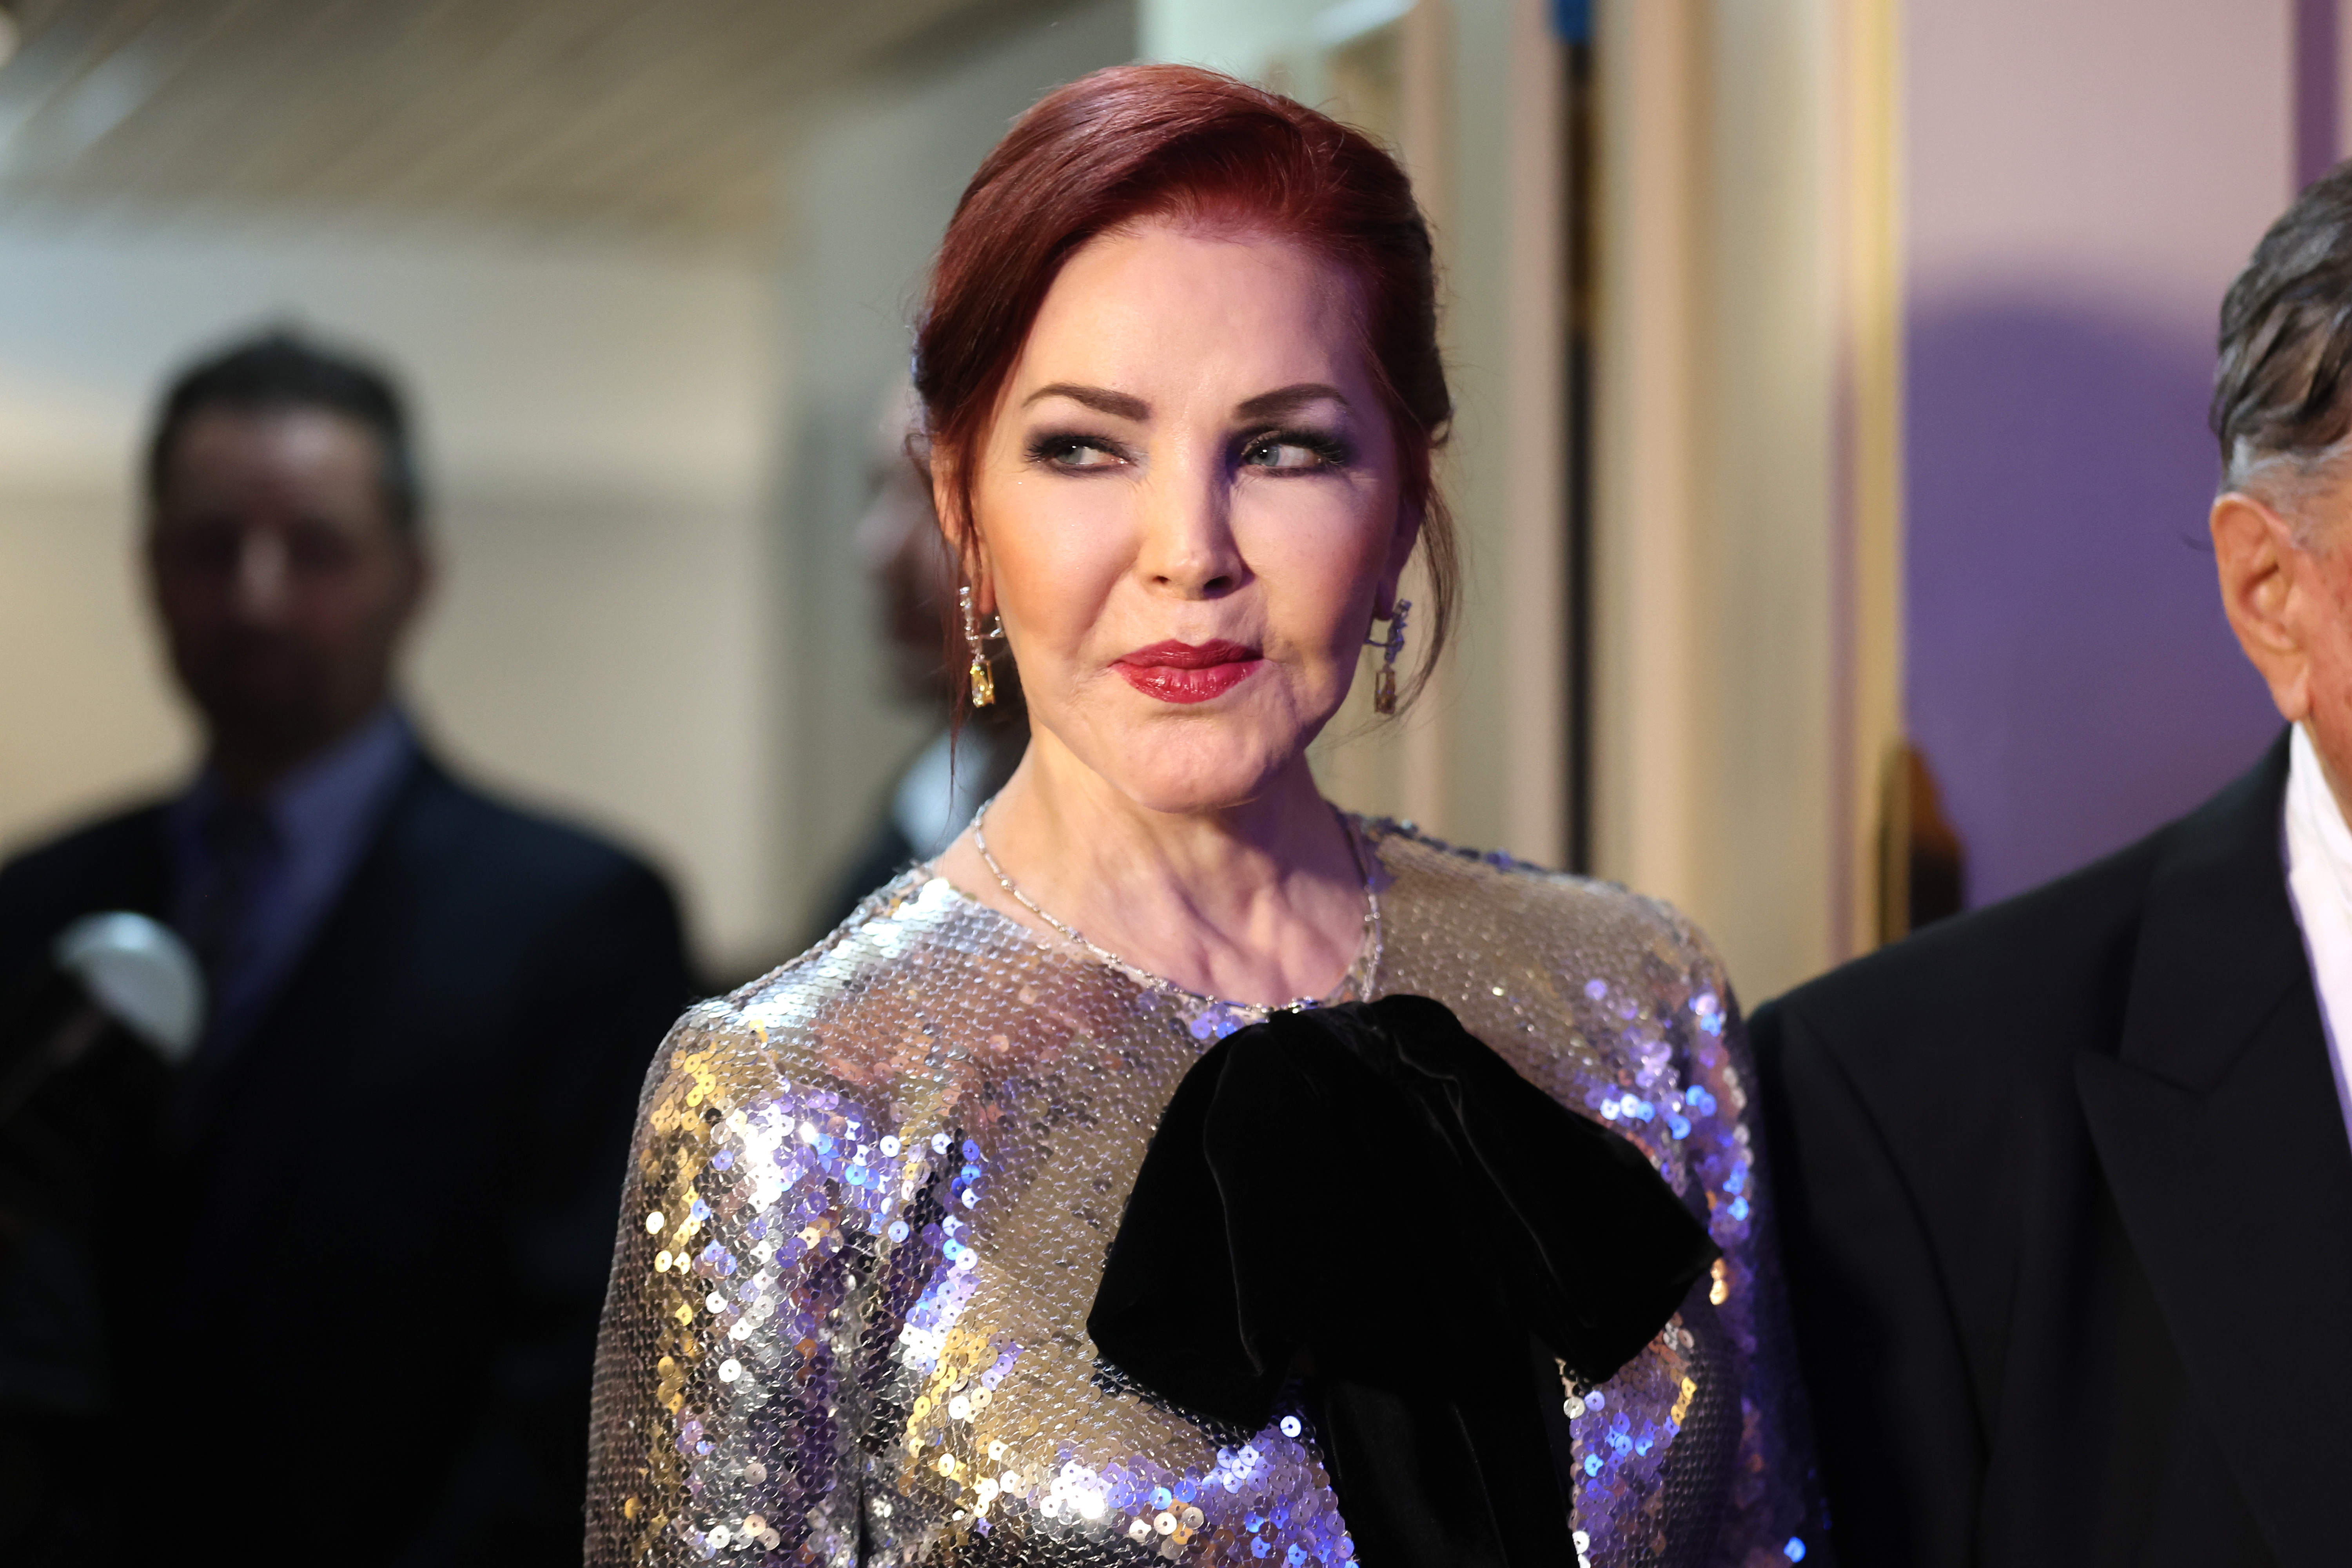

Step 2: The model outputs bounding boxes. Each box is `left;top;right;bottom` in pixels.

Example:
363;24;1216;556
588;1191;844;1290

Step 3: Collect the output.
1753;171;2352;1568
0;332;690;1564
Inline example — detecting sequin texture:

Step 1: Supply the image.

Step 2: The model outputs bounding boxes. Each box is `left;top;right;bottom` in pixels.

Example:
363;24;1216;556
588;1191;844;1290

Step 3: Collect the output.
586;822;1818;1566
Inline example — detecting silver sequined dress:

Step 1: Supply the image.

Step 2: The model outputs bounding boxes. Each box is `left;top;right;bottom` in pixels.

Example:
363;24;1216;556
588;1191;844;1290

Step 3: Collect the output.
586;821;1819;1568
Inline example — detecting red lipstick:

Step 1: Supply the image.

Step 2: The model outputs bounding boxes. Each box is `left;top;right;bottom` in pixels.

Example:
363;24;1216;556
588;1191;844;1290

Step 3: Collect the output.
1113;639;1263;704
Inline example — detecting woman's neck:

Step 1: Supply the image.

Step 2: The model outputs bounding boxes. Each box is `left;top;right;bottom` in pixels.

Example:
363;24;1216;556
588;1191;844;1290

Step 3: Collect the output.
933;732;1370;1008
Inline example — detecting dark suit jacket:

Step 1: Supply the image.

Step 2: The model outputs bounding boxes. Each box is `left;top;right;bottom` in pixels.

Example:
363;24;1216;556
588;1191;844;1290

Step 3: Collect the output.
1752;733;2352;1568
0;752;690;1566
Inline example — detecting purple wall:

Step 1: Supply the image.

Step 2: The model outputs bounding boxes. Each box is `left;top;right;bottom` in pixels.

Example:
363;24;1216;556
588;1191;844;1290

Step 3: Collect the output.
1904;294;2280;907
1901;0;2299;909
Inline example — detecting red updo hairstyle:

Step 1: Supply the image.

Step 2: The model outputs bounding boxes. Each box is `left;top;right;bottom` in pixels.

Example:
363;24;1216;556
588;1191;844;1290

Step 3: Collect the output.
913;63;1457;713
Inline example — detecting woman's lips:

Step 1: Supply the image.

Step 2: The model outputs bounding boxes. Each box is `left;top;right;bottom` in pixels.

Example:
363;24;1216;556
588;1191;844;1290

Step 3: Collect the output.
1113;639;1264;704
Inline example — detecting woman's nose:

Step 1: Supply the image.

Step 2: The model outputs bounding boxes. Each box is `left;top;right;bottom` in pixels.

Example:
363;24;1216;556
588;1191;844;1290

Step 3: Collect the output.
1136;450;1243;597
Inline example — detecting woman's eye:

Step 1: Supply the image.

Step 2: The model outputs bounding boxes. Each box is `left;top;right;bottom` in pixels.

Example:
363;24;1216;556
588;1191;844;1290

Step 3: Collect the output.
1242;435;1345;471
1033;435;1124;470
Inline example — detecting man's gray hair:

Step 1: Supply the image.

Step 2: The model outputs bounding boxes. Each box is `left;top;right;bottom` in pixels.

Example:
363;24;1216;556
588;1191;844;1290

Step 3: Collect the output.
2214;161;2352;535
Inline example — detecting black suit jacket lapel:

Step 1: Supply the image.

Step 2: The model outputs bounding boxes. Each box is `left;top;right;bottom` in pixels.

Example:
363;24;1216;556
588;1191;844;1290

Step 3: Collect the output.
2077;731;2352;1568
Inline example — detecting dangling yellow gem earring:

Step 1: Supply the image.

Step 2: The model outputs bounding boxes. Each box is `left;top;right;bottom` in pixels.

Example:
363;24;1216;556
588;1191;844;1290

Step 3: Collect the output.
960;584;998;708
1368;598;1411;716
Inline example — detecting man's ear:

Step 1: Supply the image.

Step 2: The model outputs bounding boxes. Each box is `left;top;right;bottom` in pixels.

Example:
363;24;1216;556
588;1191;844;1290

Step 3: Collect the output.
2212;490;2315;722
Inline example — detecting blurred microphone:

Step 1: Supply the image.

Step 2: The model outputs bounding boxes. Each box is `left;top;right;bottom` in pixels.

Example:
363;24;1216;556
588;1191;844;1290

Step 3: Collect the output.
0;913;203;1127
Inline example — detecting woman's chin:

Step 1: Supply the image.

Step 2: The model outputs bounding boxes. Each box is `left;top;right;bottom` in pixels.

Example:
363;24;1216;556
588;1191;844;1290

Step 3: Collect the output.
1088;740;1304;819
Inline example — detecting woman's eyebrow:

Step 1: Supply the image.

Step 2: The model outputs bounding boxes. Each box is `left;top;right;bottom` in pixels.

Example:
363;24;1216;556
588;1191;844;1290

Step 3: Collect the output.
1234;382;1348;420
1023;383;1150;419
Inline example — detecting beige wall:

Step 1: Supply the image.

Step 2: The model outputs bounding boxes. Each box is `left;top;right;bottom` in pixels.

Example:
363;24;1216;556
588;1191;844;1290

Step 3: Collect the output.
1589;0;1900;1004
0;212;784;978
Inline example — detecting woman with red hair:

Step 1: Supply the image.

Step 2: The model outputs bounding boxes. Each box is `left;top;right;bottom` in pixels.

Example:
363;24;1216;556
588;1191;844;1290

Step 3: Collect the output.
588;65;1819;1568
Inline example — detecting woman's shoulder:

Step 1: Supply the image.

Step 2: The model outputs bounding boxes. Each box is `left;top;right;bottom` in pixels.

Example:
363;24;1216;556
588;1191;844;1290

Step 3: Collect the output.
639;867;987;1115
1358;817;1726;987
1359;818;1750;1245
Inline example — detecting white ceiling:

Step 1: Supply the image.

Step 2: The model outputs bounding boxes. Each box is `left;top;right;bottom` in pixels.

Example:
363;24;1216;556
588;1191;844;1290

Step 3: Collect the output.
0;0;1038;245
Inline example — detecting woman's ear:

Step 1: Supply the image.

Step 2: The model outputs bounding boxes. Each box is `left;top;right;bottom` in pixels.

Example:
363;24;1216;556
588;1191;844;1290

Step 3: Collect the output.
930;458;996;617
1376;499;1423;618
2212;490;2316;722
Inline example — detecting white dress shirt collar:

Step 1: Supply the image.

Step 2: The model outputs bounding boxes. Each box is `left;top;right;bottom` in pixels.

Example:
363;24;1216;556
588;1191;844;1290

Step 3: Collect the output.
2279;722;2352;1137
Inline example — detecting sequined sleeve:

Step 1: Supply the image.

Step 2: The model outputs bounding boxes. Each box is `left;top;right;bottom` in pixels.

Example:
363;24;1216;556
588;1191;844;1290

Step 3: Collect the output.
1661;915;1826;1568
586;995;891;1566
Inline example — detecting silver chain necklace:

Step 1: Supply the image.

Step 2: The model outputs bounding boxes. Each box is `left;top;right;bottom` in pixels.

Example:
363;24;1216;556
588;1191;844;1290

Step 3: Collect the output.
968;798;1382;1017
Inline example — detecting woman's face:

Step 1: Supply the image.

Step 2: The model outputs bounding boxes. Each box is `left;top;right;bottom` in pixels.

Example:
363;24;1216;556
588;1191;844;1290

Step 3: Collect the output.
958;221;1416;815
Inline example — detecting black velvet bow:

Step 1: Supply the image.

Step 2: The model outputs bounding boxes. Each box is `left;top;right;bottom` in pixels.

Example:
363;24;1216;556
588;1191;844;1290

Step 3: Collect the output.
1088;994;1719;1568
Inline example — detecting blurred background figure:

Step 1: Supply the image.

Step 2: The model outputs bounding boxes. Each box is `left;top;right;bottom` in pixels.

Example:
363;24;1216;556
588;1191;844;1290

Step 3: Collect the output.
812;383;1025;936
0;331;689;1564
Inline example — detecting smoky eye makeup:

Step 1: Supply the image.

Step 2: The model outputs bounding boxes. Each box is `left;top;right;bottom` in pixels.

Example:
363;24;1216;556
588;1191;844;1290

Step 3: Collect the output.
1237;424;1357;470
1024;428;1131;470
1017;408;1360;472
